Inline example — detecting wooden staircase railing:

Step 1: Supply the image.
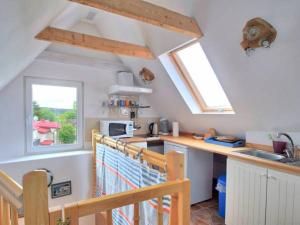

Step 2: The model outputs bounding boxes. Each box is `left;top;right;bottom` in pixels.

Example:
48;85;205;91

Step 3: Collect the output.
0;143;190;225
48;179;190;225
0;170;23;225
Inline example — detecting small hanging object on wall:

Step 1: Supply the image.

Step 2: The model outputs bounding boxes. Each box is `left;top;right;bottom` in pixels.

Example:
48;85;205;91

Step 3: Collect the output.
139;67;155;85
241;17;277;56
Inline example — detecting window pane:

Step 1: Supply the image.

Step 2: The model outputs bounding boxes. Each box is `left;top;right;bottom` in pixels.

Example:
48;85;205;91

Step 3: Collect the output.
176;43;232;109
32;84;77;148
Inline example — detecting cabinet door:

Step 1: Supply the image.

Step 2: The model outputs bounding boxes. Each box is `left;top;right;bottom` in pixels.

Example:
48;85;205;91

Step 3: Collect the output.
266;169;300;225
226;159;268;225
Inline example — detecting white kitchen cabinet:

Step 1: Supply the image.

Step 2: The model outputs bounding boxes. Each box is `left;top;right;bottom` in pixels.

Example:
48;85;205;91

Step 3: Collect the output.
164;141;213;204
226;158;267;225
226;159;300;225
266;169;300;225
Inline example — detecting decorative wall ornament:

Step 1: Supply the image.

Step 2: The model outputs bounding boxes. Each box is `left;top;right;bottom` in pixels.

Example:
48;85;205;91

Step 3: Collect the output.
139;67;155;84
241;17;277;56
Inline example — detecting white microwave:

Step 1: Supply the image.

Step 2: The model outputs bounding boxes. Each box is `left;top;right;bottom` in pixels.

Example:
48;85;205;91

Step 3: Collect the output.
100;120;134;139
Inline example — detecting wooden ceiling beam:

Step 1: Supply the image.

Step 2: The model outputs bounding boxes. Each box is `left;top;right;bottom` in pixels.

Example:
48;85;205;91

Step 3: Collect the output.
35;27;155;59
68;0;203;38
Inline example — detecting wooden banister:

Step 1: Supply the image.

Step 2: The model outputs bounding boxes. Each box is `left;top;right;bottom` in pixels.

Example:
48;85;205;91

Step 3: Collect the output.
0;171;23;198
0;182;23;209
94;133;167;170
166;151;185;225
23;170;49;225
133;203;139;225
78;180;186;217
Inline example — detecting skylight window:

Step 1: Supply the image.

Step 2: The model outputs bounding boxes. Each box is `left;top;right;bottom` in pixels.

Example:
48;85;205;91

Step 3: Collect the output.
170;42;233;113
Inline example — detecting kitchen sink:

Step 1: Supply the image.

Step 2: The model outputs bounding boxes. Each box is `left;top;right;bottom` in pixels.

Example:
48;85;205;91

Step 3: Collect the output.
279;158;300;167
287;160;300;167
235;149;285;161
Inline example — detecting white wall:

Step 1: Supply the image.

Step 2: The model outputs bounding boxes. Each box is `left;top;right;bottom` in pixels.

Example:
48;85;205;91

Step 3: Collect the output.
120;0;300;136
0;151;92;207
0;50;158;161
0;50;158;223
0;151;93;225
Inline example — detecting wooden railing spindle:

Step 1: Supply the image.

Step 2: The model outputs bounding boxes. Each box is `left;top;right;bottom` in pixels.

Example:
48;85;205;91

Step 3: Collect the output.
178;180;190;225
65;204;79;225
157;197;163;225
106;209;113;225
134;203;140;225
2;199;10;225
0;196;3;225
166;151;184;225
10;205;19;225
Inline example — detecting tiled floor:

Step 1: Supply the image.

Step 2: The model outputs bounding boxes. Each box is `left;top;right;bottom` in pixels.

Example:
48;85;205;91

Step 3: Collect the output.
191;198;225;225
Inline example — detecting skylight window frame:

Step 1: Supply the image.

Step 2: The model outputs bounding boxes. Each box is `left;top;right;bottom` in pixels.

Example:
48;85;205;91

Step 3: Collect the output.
169;41;233;113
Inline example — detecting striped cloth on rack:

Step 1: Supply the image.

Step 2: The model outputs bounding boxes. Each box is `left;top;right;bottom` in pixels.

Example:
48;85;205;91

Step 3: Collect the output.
96;143;170;225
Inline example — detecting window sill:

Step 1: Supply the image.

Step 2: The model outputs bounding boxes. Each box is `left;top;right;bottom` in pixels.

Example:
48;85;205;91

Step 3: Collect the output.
0;150;92;165
193;111;235;115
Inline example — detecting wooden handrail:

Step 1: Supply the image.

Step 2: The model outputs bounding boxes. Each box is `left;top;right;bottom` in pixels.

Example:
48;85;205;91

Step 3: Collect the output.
0;170;23;197
94;133;167;170
52;179;190;225
77;180;187;217
0;183;23;209
0;170;23;210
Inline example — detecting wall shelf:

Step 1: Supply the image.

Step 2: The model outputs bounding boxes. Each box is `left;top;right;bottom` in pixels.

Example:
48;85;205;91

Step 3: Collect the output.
108;85;153;96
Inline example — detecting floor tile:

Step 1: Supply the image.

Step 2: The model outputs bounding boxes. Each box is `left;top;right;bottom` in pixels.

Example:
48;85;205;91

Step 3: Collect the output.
191;198;225;225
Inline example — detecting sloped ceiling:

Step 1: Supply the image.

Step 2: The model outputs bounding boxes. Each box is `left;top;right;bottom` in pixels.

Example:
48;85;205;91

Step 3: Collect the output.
1;0;300;136
118;0;300;135
0;0;85;90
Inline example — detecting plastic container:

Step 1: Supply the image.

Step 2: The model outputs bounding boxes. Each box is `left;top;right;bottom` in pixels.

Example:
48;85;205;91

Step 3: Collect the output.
216;175;226;218
172;122;179;137
117;71;134;86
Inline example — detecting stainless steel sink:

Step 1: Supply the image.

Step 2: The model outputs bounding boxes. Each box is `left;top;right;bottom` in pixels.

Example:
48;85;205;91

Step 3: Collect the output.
287;160;300;167
235;149;285;161
280;158;300;167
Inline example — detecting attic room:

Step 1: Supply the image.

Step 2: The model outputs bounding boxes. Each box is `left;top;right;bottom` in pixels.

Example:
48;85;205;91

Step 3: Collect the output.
0;0;299;225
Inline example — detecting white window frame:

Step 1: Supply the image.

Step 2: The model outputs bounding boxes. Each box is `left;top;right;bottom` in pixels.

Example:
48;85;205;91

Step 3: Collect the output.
168;41;234;114
25;77;83;154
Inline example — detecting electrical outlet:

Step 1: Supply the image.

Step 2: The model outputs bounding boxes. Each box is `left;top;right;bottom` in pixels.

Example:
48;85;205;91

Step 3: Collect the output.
51;181;72;199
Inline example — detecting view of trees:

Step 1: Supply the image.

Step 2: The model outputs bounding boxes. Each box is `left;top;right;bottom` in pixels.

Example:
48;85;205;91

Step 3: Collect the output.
33;101;77;144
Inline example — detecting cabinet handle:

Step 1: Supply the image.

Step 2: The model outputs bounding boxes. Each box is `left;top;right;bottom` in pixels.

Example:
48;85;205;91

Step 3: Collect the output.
267;175;277;180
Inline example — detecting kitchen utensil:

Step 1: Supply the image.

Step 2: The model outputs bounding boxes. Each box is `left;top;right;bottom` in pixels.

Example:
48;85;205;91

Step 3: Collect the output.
172;122;179;137
149;122;158;136
159;118;169;135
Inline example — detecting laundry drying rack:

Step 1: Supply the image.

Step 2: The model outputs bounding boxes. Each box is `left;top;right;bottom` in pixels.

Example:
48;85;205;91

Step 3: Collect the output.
0;130;190;225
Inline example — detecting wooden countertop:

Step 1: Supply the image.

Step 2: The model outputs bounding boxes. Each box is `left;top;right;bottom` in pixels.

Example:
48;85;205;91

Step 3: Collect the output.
160;135;248;156
122;134;300;175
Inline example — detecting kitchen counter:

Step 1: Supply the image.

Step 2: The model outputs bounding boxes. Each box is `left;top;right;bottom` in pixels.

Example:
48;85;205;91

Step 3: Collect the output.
123;134;247;155
122;134;300;175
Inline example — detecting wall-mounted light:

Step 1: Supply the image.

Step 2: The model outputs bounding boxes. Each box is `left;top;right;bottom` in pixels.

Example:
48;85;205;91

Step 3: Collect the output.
241;17;277;56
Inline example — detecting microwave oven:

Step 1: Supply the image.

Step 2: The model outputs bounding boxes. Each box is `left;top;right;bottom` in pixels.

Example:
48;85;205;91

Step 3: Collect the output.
100;120;134;139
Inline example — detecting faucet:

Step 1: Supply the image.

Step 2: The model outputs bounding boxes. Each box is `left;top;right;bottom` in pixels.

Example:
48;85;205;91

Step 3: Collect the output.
276;132;295;158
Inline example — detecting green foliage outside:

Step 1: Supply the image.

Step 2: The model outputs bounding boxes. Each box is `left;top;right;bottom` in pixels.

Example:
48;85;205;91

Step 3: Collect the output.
33;101;77;144
59;124;76;144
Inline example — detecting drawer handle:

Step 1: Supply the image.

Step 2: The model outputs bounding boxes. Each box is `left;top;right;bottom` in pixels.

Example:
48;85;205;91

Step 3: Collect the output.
267;175;277;180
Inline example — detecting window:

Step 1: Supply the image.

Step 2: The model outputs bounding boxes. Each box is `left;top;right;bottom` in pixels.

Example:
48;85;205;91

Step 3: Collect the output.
170;42;233;113
25;77;83;153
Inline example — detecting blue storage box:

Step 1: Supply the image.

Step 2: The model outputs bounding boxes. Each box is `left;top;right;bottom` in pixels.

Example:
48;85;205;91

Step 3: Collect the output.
216;175;226;218
205;137;245;148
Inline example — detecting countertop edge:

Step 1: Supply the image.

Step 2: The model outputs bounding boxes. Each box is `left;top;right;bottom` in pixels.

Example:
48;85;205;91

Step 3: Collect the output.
123;135;300;175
